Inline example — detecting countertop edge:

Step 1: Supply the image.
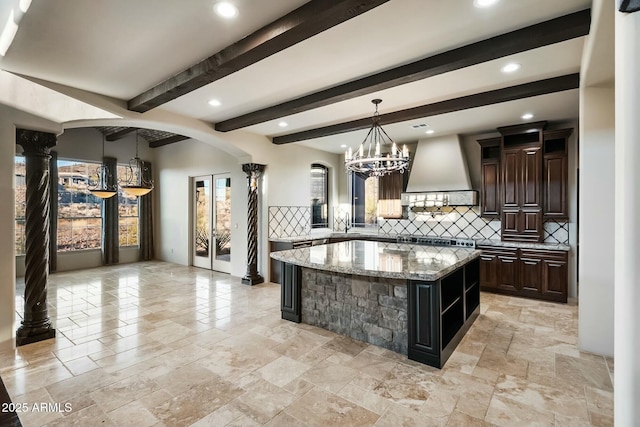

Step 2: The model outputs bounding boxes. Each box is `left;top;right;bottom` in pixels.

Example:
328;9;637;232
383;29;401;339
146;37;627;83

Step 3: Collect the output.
270;242;481;282
269;233;570;251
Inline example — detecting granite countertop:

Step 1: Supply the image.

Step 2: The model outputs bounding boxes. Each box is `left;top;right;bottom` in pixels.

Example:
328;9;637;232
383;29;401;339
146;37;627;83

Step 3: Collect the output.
270;239;481;282
270;232;570;252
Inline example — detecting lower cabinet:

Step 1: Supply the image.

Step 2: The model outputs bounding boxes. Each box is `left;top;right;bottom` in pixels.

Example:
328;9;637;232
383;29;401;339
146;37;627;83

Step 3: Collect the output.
408;258;480;368
478;245;567;303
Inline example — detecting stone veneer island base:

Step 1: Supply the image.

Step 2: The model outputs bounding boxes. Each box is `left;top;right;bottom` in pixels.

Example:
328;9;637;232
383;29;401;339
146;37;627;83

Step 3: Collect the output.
271;240;481;369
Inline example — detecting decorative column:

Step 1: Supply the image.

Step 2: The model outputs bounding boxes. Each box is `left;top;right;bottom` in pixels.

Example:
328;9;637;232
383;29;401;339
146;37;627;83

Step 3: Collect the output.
241;163;266;285
16;129;57;346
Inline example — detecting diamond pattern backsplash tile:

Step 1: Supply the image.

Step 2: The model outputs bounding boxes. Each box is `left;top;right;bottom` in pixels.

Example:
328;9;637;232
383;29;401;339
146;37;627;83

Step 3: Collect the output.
544;220;570;244
379;206;502;241
268;206;311;238
333;206;350;232
269;205;569;245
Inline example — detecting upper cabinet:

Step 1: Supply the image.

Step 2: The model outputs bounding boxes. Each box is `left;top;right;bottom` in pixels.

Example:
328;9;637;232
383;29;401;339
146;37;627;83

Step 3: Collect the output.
477;137;501;218
478;122;572;243
543;129;572;219
498;122;546;242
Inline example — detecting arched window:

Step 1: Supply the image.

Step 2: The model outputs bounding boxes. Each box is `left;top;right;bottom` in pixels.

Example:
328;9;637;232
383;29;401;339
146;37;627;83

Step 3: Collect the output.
310;164;329;228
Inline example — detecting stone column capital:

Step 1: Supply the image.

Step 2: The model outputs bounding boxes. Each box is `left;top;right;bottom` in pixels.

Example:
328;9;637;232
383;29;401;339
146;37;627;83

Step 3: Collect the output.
16;129;57;155
241;163;266;176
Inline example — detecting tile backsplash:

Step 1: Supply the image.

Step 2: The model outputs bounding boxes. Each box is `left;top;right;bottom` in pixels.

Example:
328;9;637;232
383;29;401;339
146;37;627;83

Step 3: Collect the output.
378;206;501;240
268;206;311;238
268;205;569;245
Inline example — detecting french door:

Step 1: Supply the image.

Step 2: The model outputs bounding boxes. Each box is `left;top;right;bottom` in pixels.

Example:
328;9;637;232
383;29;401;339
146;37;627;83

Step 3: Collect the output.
193;174;231;273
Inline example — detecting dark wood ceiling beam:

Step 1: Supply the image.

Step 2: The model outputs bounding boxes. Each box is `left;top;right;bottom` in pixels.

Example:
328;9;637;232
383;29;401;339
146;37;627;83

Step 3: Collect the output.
217;9;590;132
105;127;138;141
619;0;640;12
148;134;190;148
128;0;390;113
272;73;580;144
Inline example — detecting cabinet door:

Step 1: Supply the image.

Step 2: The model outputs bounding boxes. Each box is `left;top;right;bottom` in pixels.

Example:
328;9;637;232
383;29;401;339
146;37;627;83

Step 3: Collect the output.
543;260;568;302
519;209;543;242
479;253;498;289
544;154;568;218
521;146;542;208
502;149;519;208
519;256;543;295
497;254;518;292
501;209;519;238
481;160;501;217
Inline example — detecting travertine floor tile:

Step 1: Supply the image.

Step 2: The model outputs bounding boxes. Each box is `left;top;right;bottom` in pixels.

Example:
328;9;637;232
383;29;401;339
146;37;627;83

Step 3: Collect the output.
2;261;613;427
285;388;379;426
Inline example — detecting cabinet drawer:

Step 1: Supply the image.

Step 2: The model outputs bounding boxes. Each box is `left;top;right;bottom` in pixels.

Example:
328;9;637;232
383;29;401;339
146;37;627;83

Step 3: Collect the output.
477;246;518;257
520;249;567;261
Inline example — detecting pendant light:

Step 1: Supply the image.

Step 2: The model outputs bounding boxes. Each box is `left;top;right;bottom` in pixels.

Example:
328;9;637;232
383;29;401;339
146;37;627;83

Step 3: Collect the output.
119;130;153;196
89;135;117;199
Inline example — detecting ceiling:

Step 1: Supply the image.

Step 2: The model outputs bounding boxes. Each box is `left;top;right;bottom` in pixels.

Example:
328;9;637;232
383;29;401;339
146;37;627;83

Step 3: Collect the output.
0;0;591;154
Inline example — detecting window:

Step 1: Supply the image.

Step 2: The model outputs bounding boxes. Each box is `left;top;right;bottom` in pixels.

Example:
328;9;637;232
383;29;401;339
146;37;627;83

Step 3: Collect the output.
351;173;403;226
57;160;102;251
117;165;139;247
310;164;328;228
15;156;26;255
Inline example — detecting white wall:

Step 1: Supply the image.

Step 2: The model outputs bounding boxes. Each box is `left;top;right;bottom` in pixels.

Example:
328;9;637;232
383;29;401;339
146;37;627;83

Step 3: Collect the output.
578;86;614;356
0;104;61;351
154;136;342;281
154;139;247;277
615;5;640;425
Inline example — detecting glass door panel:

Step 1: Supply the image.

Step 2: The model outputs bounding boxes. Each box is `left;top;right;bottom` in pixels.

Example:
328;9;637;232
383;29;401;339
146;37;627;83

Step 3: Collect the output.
212;174;231;272
193;176;212;269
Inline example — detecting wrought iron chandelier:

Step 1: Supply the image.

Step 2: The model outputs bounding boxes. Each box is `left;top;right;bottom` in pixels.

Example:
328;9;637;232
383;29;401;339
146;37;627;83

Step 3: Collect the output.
119;131;154;196
88;135;117;199
344;99;410;177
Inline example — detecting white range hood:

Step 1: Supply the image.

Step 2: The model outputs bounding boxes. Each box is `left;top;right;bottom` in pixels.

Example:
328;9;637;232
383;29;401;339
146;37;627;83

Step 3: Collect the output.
402;134;478;206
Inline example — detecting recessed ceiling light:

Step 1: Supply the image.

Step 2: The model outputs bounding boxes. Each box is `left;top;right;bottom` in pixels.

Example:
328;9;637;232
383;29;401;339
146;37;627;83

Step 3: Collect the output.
521;113;534;120
278;121;288;128
474;0;499;8
214;2;238;19
501;62;521;73
208;99;221;107
340;144;347;148
425;129;435;135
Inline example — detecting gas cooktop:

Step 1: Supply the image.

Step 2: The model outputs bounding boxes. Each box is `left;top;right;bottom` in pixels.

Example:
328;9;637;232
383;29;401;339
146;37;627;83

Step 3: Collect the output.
396;236;476;248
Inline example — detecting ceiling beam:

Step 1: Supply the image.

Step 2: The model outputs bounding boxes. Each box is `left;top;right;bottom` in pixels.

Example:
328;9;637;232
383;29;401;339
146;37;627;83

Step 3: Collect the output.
127;0;390;113
148;134;189;148
619;0;640;12
105;127;138;141
272;73;580;144
216;9;590;132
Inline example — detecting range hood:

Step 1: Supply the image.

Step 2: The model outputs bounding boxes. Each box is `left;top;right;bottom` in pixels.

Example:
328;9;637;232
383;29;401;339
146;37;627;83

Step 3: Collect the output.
402;134;477;206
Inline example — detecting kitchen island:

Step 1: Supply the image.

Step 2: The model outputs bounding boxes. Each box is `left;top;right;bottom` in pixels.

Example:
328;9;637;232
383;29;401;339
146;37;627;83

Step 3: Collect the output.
270;240;481;368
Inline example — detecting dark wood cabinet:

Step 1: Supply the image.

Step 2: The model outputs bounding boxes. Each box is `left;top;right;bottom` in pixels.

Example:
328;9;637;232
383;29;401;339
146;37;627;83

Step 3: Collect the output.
479;124;572;236
479;246;518;293
478;137;501;218
498;122;546;242
497;251;519;292
543;129;572;219
408;258;480;368
519;250;544;296
479;245;567;302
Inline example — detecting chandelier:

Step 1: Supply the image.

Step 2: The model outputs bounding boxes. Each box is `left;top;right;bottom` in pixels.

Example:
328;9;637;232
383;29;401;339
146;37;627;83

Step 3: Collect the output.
119;131;154;196
88;135;117;199
344;99;410;177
